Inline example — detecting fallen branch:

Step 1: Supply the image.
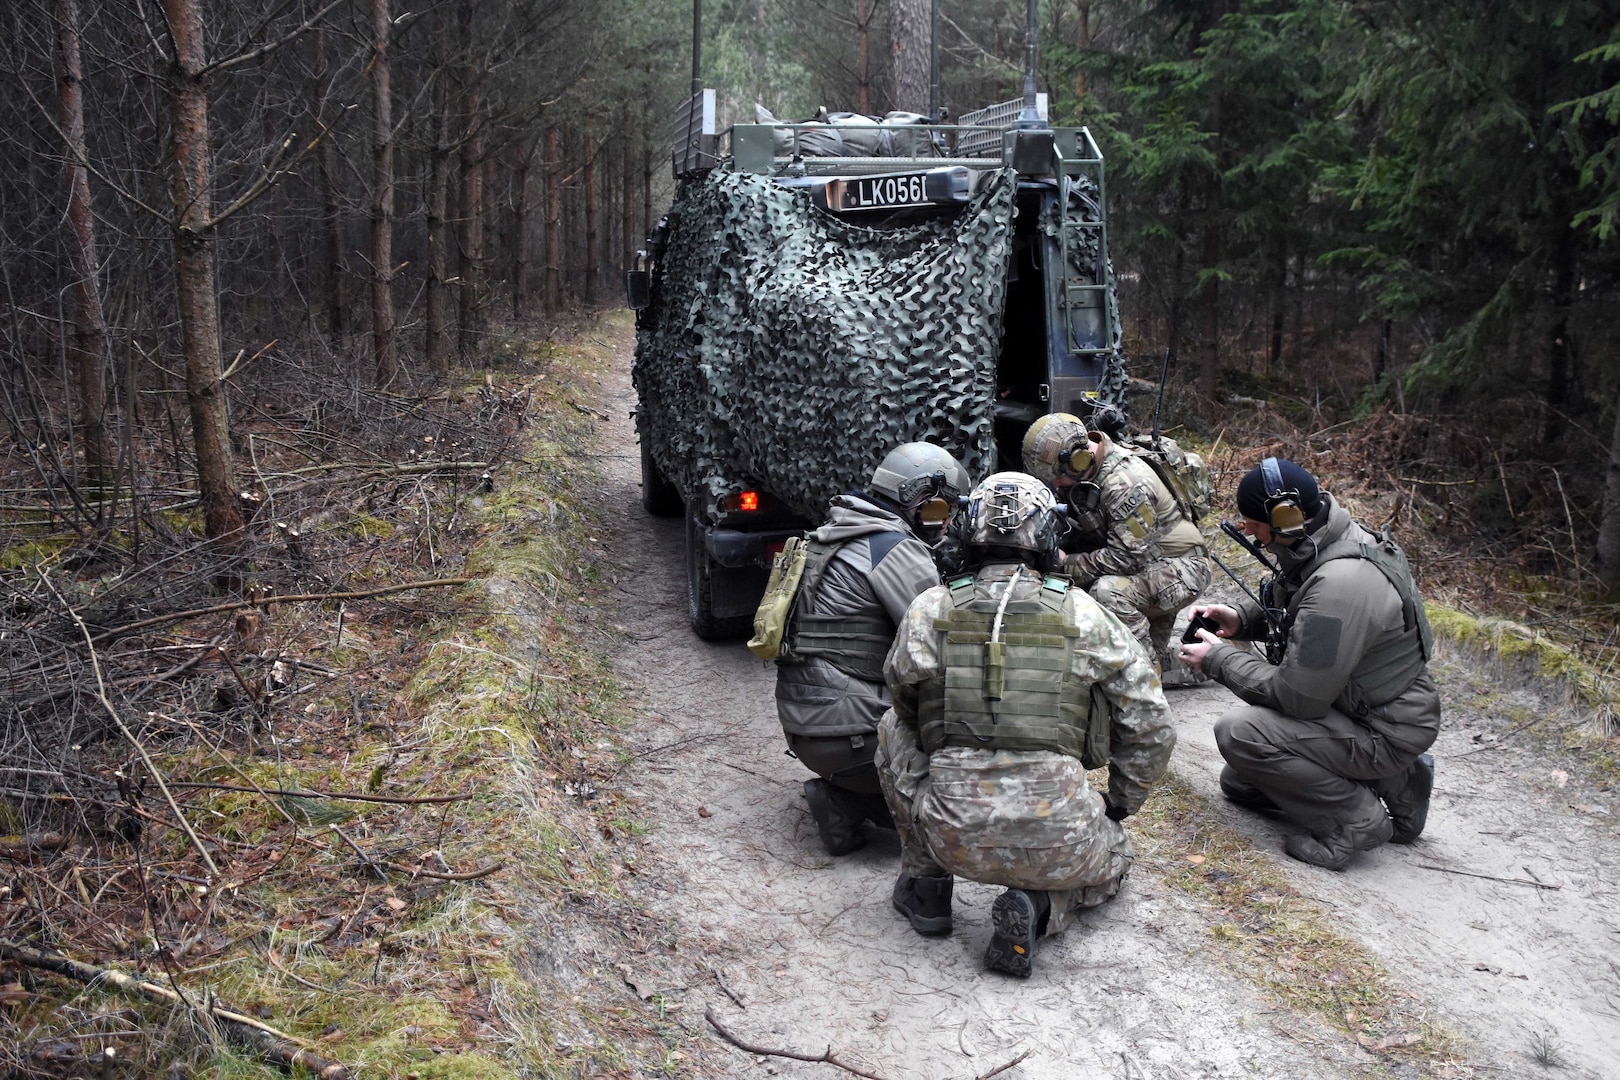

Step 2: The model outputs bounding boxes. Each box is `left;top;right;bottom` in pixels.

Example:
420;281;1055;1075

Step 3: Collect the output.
166;781;477;805
976;1048;1033;1080
91;578;473;642
382;859;503;881
0;939;349;1078
1415;863;1562;890
705;1004;887;1080
0;833;68;860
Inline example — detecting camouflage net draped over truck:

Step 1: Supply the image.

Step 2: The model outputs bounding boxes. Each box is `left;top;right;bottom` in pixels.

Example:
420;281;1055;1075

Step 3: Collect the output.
634;168;1017;519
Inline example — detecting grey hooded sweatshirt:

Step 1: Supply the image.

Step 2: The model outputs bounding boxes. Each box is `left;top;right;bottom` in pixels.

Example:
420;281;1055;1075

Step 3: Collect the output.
775;494;941;738
1203;493;1441;754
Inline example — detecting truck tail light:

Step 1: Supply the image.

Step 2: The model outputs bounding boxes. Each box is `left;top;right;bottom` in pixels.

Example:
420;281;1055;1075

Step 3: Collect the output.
721;490;761;513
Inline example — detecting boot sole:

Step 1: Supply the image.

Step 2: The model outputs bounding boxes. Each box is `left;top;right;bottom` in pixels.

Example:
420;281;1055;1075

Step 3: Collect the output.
984;890;1038;977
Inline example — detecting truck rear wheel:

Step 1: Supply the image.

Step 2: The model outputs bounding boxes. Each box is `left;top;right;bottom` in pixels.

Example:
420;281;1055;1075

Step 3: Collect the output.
641;438;683;517
685;510;756;641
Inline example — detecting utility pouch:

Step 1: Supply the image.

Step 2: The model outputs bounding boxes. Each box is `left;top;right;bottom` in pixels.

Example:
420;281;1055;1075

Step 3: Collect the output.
748;535;809;661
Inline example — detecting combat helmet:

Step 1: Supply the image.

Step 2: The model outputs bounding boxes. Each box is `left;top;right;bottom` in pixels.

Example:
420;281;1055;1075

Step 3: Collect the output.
962;472;1062;556
868;442;972;538
1021;413;1095;488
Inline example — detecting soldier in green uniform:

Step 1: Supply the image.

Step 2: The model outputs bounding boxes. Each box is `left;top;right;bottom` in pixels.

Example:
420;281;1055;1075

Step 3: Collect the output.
875;472;1176;977
1022;409;1211;685
1179;458;1439;870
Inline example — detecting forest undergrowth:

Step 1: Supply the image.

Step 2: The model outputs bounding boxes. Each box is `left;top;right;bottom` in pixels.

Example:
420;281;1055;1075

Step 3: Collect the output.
0;322;669;1078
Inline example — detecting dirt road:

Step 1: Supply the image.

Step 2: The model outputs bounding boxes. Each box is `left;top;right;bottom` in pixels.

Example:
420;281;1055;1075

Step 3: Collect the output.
587;321;1619;1079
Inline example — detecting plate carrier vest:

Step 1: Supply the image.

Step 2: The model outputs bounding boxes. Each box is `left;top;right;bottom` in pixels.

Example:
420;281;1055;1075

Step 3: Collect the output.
1277;525;1434;710
788;536;900;682
916;569;1111;769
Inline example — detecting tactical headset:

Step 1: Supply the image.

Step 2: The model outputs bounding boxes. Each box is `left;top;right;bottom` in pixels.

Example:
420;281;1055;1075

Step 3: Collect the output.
1260;456;1307;535
1056;438;1095;480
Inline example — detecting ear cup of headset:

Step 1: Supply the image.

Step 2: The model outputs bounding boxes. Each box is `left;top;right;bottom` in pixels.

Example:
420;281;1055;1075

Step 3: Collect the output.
1260;457;1306;534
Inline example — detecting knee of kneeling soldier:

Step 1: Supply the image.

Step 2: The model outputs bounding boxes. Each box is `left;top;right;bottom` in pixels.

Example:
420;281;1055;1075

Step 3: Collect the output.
1213;709;1275;761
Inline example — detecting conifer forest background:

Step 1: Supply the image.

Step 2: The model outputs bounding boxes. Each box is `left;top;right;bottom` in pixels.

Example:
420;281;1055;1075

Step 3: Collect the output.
3;0;1620;585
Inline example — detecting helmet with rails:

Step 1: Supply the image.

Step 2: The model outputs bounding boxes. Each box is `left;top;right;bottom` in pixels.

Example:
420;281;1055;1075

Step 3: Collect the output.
868;442;972;539
1021;413;1095;488
962;472;1062;556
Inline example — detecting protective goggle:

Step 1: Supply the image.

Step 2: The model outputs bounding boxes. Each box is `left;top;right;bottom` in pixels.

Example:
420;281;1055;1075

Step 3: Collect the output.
912;498;953;528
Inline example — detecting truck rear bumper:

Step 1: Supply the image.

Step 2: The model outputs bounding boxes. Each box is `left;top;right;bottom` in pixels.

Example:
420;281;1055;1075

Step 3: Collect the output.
705;525;803;568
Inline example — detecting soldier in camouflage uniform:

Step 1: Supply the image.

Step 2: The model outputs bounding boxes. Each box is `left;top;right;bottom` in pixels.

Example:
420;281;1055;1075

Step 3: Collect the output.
777;443;971;856
875;472;1176;977
1023;409;1211;686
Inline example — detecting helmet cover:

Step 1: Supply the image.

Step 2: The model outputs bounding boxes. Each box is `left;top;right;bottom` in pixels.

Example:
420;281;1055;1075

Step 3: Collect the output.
1021;413;1094;487
964;472;1061;553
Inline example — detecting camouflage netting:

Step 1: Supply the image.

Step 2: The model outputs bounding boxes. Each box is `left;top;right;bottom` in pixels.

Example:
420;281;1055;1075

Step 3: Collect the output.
634;168;1017;519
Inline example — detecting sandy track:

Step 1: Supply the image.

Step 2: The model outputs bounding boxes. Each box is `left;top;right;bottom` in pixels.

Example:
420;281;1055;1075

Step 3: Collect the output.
587;325;1619;1079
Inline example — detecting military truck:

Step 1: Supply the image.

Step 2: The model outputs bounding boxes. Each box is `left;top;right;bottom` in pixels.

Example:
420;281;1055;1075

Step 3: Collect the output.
629;71;1126;641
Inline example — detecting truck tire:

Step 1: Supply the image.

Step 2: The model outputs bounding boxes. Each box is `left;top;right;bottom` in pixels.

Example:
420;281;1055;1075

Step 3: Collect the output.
641;439;683;517
685;510;755;641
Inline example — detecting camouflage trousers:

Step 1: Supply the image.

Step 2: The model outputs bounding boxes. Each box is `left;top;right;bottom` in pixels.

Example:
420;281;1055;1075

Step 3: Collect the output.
1091;553;1212;678
875;710;1133;935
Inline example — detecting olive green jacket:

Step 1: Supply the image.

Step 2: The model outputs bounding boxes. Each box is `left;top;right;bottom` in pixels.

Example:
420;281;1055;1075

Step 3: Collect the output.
1202;495;1441;752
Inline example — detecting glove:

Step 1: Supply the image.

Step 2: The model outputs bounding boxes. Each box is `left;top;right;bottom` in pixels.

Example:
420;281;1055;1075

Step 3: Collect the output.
1103;796;1130;822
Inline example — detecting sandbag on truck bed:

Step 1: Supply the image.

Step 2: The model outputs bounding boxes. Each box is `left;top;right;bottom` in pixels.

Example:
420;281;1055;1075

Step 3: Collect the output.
633;168;1015;519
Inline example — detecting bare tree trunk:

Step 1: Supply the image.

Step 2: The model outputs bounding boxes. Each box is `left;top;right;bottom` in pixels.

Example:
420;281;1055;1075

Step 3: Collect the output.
162;0;242;545
55;0;108;478
1197;222;1220;402
370;0;397;386
855;0;873;114
583;130;598;307
641;131;653;244
425;58;452;375
620;122;636;283
1597;388;1620;594
1543;219;1576;447
1269;243;1286;376
312;27;344;349
512;140;533;319
545;126;561;315
1073;2;1091;99
889;0;929;113
458;72;484;358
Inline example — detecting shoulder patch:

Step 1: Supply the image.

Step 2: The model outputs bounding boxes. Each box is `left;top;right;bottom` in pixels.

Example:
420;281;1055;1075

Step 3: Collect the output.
866;529;907;566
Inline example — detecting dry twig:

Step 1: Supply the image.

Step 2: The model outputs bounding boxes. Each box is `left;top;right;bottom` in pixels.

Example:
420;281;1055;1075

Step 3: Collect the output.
706;1004;888;1079
0;939;349;1078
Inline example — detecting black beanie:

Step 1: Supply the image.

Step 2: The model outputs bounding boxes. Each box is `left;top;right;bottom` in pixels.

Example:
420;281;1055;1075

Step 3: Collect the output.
1235;458;1321;523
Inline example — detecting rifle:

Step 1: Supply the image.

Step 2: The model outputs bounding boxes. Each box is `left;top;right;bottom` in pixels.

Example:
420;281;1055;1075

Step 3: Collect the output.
1213;521;1288;664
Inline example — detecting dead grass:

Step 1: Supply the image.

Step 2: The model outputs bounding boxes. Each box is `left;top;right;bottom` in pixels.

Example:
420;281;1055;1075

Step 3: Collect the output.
1127;772;1474;1077
0;317;682;1077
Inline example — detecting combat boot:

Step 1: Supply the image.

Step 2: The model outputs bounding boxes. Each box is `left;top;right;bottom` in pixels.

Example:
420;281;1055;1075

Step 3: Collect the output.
1383;754;1434;844
983;889;1051;978
891;873;953;936
1219;766;1286;819
803;779;866;856
1158;649;1209;690
1284;814;1394;871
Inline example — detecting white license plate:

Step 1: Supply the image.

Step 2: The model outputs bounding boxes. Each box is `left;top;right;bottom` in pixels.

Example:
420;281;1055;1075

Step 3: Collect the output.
829;172;933;211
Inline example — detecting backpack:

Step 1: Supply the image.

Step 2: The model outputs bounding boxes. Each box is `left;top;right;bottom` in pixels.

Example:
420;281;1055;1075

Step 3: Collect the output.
1123;434;1214;523
748;535;810;660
